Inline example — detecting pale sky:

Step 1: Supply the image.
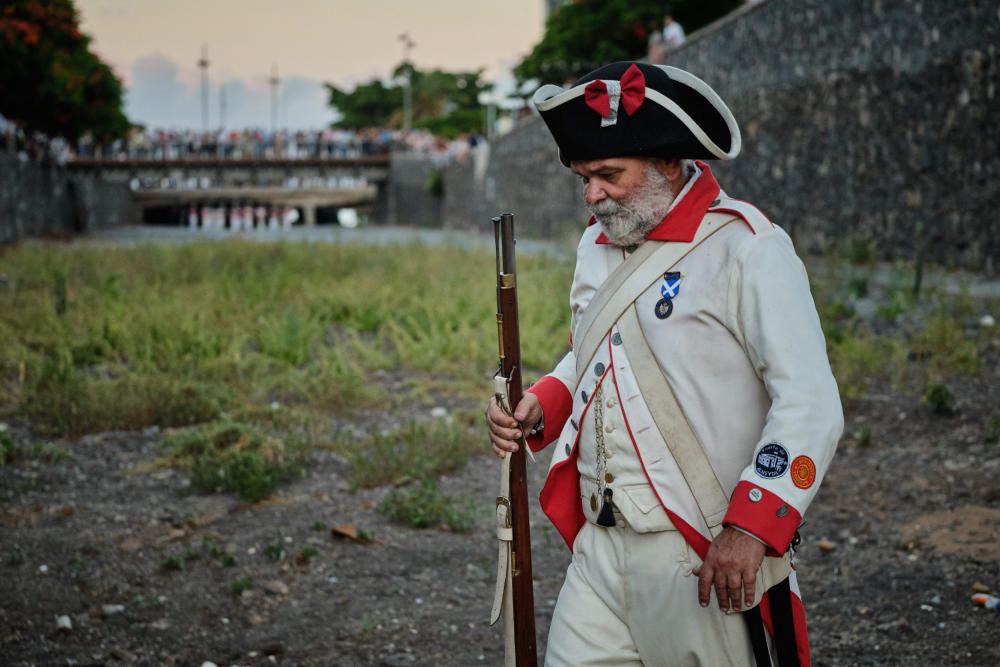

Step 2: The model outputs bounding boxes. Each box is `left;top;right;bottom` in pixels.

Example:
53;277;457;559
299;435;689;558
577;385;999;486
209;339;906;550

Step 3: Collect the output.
77;0;546;130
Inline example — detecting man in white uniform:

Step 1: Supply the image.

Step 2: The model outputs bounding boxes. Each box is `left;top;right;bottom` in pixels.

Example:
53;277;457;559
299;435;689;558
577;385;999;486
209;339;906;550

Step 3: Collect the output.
486;61;842;666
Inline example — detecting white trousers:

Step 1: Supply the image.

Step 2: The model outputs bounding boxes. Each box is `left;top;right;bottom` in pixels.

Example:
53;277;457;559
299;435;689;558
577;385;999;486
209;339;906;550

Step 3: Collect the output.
545;521;760;667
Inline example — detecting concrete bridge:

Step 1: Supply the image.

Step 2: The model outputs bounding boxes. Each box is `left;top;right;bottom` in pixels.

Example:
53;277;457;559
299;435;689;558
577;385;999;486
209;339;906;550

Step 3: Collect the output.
66;156;390;227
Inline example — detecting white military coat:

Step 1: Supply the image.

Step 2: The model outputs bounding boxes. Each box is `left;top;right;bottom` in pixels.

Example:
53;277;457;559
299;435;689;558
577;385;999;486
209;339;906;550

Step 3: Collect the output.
526;162;843;564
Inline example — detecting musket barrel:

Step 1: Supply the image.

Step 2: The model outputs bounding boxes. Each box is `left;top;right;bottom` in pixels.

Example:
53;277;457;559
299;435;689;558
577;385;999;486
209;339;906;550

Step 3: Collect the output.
492;211;538;667
499;212;516;276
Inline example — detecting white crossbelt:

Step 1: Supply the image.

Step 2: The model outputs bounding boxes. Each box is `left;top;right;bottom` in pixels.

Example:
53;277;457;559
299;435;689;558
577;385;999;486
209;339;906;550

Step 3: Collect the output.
616;304;729;527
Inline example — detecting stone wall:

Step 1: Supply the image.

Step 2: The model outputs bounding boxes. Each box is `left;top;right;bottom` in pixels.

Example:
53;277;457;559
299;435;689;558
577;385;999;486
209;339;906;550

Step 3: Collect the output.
443;120;585;237
383;153;443;227
445;0;1000;270
0;154;132;243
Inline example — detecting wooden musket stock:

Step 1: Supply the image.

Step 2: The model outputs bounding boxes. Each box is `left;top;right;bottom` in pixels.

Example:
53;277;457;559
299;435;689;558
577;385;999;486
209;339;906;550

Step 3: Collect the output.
493;213;538;666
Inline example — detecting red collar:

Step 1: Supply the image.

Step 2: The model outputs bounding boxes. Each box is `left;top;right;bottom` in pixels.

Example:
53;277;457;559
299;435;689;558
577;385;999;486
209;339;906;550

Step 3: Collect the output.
593;160;721;245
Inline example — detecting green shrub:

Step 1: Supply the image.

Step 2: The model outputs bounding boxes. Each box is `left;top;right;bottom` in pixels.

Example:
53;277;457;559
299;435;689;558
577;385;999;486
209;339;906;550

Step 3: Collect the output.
160;555;185;572
21;369;225;437
342;419;481;489
229;576;254;595
846;239;876;265
909;310;980;378
0;432;74;466
263;531;286;562
0;431;14;466
163;421;308;502
425;168;445;198
922;383;957;417
985;415;1000;444
378;480;475;532
828;329;905;401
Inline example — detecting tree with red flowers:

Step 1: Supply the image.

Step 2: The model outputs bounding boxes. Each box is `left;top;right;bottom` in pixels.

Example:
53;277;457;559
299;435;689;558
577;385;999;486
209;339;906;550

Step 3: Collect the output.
515;0;741;86
0;0;129;142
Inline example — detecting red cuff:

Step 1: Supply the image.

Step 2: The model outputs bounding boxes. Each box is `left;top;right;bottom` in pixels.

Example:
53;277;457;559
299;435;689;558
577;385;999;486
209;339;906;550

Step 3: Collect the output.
724;480;801;555
525;376;572;453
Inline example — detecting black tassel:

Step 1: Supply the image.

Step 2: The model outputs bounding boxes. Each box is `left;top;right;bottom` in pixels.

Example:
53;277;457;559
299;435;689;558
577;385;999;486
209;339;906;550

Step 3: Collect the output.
597;488;616;527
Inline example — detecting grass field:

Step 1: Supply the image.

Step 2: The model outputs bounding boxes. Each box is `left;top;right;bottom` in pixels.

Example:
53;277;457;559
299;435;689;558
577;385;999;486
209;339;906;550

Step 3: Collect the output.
0;238;993;498
0;240;572;436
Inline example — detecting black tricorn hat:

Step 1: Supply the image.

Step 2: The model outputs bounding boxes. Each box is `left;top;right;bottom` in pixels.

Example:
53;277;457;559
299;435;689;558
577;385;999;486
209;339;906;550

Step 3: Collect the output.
532;61;741;166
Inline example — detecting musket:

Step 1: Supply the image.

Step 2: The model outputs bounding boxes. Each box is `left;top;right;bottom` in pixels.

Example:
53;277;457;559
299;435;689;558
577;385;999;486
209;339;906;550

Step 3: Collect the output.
489;212;538;666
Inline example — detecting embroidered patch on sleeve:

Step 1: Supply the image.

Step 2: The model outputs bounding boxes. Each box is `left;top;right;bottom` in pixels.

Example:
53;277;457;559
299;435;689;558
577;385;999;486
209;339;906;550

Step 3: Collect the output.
754;443;789;479
790;455;817;489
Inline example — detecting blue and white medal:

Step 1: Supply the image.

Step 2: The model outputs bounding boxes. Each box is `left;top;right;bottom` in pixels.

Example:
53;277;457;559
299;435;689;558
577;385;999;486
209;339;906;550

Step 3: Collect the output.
654;271;681;320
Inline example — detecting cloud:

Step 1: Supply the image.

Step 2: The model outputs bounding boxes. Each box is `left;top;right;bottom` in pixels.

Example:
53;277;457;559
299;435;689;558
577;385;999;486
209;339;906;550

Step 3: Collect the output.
124;53;335;131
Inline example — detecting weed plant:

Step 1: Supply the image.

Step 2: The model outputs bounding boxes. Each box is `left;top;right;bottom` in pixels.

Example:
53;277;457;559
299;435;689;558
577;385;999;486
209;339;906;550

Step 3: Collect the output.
341;418;482;489
810;256;991;403
0;431;75;467
161;420;309;502
377;480;475;532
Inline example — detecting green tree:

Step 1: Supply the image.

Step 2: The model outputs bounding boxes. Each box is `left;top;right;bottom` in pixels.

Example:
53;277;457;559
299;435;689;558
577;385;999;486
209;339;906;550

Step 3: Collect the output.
325;79;402;130
514;0;741;86
0;0;129;142
326;63;490;138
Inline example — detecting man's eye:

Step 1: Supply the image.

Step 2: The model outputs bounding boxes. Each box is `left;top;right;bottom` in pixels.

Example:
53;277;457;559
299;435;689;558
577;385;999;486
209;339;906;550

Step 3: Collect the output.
578;175;589;185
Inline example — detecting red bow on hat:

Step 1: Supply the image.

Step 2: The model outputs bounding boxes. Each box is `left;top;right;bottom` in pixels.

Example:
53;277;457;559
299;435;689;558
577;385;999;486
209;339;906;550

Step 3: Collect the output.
584;64;646;118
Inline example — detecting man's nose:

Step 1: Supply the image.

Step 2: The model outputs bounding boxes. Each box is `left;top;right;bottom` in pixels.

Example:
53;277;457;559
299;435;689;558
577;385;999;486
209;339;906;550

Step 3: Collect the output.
584;181;606;205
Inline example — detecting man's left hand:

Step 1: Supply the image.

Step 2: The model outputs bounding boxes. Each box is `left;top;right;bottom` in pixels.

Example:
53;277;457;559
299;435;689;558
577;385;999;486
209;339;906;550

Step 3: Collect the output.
692;526;767;612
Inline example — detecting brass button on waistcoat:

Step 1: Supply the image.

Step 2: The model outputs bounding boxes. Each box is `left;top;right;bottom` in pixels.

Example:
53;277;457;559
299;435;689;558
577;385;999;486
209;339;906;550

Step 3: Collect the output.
604;423;614;434
605;472;615;483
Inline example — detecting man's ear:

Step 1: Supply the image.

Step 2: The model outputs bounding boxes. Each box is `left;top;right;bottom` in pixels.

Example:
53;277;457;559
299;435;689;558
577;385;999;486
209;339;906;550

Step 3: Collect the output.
653;159;685;185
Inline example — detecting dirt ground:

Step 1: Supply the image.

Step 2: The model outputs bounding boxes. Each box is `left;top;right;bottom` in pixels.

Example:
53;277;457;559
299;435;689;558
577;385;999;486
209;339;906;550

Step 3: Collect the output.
2;367;999;667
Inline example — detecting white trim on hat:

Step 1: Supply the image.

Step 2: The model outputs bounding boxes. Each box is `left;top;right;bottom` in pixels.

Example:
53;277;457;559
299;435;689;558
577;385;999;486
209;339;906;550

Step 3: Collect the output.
531;65;741;161
659;65;741;160
532;84;581;110
644;89;736;160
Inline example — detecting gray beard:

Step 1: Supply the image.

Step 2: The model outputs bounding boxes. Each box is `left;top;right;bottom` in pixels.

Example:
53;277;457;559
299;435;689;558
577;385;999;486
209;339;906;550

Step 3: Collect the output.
588;164;676;247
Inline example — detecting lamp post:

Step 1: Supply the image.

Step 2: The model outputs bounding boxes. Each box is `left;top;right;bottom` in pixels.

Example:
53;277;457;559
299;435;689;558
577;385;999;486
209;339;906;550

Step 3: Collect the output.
269;65;280;133
197;45;210;131
219;82;227;131
398;33;415;133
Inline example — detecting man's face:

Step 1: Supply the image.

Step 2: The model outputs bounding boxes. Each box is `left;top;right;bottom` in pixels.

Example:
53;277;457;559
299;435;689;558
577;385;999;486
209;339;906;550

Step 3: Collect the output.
571;157;676;247
571;157;650;208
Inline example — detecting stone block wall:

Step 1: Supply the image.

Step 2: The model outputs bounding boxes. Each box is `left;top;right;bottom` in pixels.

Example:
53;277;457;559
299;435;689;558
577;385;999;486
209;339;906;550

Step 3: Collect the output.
443;119;586;237
668;0;998;269
383;153;443;227
0;154;132;243
445;0;999;270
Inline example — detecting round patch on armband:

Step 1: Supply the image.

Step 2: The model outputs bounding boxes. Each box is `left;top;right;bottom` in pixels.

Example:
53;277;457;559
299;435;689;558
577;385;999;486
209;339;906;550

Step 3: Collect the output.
754;443;789;479
790;455;817;489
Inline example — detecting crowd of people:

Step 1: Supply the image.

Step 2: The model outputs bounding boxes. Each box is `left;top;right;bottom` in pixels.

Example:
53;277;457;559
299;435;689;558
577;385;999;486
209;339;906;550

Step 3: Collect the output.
0;114;74;165
1;112;488;168
98;126;490;165
76;127;394;161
